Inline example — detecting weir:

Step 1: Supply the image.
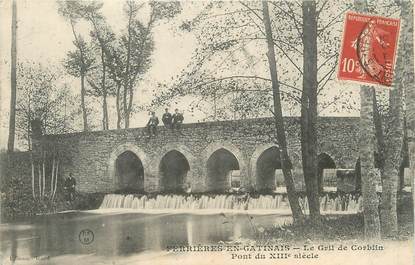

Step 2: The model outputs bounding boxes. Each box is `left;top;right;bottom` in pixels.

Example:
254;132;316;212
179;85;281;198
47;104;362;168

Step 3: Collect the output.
99;193;363;213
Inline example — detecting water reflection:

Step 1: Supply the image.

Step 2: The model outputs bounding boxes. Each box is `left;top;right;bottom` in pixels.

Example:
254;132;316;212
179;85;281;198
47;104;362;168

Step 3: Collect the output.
186;216;193;245
9;228;17;263
0;212;291;261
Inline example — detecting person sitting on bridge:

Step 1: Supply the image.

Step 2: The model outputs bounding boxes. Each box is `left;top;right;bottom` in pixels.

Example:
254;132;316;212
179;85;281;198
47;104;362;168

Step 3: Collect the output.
146;111;159;137
162;108;172;128
64;173;76;202
172;108;184;132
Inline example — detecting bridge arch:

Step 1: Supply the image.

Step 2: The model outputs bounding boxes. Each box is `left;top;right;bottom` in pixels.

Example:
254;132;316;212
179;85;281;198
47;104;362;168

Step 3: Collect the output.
157;144;196;192
250;144;292;192
318;152;337;192
203;142;247;192
107;143;149;191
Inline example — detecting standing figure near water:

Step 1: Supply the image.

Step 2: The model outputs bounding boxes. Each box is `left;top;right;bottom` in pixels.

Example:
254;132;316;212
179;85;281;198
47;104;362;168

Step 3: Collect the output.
64;173;76;202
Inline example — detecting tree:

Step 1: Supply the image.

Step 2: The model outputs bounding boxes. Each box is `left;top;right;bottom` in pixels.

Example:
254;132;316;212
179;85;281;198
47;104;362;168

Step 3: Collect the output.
58;1;114;130
86;12;116;130
151;1;354;223
398;0;415;214
77;0;181;129
15;62;79;150
118;0;154;129
63;37;95;132
354;0;381;240
58;0;96;132
373;68;405;238
150;2;290;119
148;2;307;221
360;87;381;240
8;0;17;152
119;1;181;128
357;0;411;238
262;0;304;222
374;0;410;237
301;0;320;222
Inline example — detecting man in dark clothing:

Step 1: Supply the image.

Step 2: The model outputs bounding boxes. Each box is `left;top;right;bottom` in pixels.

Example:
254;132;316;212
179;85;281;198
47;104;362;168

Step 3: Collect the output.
172;108;184;132
146;111;159;136
64;173;76;202
162;108;172;128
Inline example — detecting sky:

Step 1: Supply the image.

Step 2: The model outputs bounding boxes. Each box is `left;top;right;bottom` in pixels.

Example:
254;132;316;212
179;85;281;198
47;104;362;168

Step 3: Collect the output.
0;0;395;150
0;0;204;148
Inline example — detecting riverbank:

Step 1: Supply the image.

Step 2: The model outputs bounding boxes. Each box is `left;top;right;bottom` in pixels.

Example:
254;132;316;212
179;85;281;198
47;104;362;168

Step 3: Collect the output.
0;183;105;222
254;212;413;243
0;152;107;222
252;193;413;242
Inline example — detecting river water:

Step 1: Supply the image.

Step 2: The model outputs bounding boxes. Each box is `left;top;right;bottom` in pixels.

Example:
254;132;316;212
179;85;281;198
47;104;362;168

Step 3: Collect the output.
0;211;292;263
0;192;362;263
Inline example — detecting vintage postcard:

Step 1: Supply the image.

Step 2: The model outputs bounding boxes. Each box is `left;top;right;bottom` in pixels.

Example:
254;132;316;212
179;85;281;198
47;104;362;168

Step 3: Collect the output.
0;0;414;265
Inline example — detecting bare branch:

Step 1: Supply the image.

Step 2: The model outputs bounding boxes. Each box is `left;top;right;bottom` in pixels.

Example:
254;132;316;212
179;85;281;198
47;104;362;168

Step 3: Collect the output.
317;65;337;94
270;1;303;38
196;75;272;88
316;0;329;18
238;1;263;22
318;63;337;84
317;52;338;71
317;7;348;36
245;11;267;37
273;41;303;74
319;90;353;113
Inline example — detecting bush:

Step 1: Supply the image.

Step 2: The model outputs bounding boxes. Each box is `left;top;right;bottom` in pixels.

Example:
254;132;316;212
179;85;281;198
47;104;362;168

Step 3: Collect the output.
72;192;106;210
0;152;107;221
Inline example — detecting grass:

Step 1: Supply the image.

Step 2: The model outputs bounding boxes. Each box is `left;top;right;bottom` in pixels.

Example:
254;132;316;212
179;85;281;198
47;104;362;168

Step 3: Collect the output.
253;194;414;243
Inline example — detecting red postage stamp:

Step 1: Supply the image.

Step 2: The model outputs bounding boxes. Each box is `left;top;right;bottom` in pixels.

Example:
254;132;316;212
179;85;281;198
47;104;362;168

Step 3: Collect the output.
338;12;400;87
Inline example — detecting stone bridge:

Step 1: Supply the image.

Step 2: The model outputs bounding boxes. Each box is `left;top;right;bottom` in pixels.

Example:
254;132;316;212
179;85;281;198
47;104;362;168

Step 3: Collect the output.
33;117;362;193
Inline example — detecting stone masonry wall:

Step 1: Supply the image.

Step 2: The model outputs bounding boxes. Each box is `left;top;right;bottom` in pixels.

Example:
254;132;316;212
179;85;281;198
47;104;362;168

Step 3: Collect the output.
33;117;360;193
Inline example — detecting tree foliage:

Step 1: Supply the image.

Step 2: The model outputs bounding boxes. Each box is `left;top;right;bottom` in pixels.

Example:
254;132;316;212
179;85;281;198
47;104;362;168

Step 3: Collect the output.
63;36;96;78
151;1;356;120
58;0;182;128
15;62;79;150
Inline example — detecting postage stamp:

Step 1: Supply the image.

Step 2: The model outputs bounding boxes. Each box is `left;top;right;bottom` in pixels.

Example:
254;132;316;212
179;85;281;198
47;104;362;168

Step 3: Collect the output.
338;12;400;87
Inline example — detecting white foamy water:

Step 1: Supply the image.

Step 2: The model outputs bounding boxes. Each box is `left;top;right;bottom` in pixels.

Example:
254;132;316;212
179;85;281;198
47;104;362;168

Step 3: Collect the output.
99;193;363;213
